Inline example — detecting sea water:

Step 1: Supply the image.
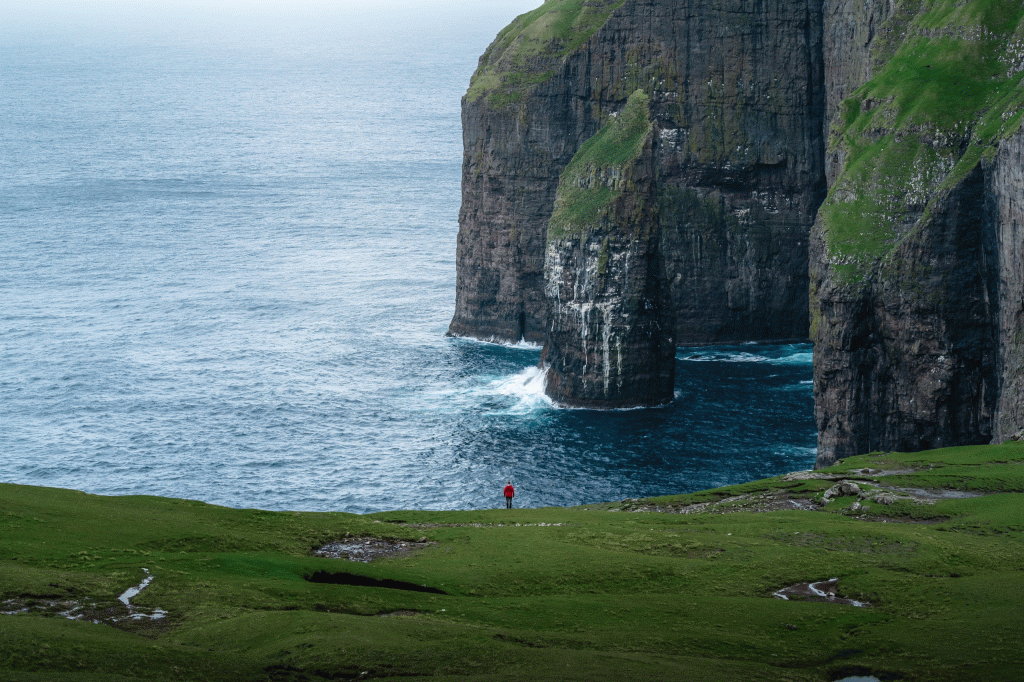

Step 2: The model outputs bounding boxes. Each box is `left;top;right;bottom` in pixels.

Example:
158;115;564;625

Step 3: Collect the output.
0;1;816;513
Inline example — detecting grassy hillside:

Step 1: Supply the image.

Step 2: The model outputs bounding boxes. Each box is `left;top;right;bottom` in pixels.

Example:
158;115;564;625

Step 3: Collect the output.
465;0;627;107
2;442;1023;681
546;89;652;240
820;0;1024;282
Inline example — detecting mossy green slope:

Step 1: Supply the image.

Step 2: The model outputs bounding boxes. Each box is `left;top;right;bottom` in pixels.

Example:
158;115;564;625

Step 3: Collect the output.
2;441;1024;681
546;89;652;241
465;0;627;107
820;0;1024;282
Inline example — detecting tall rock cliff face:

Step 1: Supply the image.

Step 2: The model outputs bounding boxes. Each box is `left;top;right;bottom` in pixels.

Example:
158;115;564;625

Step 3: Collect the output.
811;0;1024;466
448;0;629;344
821;0;894;177
543;91;675;407
450;0;826;406
451;0;1024;455
990;130;1024;442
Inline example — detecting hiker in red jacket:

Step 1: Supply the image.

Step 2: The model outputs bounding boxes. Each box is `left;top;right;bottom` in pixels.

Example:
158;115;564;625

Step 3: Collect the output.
503;481;515;509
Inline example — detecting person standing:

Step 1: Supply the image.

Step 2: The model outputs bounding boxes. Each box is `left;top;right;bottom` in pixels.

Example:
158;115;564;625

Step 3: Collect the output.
503;481;515;509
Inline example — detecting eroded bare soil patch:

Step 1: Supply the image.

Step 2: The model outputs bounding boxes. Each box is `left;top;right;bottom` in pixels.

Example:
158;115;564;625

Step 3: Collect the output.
313;537;435;563
772;578;869;607
1;570;169;634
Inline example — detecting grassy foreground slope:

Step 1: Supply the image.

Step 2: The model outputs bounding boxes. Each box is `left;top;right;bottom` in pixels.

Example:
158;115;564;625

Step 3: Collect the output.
2;443;1023;681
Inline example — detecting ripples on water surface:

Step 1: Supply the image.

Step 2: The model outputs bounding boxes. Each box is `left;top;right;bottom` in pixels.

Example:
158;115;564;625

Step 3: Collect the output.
0;2;816;513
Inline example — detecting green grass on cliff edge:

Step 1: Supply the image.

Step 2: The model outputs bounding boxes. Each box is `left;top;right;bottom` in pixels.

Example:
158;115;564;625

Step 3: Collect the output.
2;441;1023;681
465;0;627;107
820;0;1024;283
546;89;651;241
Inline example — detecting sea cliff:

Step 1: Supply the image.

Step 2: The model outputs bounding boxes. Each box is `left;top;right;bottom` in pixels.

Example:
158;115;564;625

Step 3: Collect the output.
811;0;1024;465
451;0;1024;463
447;0;825;352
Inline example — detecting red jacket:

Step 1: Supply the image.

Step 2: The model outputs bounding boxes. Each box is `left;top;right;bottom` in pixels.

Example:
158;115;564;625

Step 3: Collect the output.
503;485;515;498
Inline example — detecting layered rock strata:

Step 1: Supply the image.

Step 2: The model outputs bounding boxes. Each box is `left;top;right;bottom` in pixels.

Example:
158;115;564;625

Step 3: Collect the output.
811;1;1024;466
543;91;675;407
450;0;826;406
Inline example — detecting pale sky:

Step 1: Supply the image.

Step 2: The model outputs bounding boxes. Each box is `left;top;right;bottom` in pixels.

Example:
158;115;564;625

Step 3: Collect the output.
0;1;543;27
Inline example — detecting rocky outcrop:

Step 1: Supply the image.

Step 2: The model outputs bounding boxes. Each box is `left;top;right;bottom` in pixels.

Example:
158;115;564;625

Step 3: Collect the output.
450;0;826;406
543;91;675;407
451;0;1024;454
811;1;1024;466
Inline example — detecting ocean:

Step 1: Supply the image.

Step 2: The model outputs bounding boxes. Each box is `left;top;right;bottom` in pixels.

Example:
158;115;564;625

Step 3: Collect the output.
0;1;816;514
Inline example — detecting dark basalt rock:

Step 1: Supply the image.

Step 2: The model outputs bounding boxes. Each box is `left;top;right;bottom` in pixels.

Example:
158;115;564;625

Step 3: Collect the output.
450;0;826;407
989;131;1024;444
810;1;1024;466
542;91;675;407
450;0;1024;448
811;166;999;466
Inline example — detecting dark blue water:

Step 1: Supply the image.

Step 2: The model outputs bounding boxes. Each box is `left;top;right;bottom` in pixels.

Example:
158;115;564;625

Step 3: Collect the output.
0;2;816;513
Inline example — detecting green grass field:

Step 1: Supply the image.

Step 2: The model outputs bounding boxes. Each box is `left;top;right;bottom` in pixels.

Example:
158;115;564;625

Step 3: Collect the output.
2;442;1023;681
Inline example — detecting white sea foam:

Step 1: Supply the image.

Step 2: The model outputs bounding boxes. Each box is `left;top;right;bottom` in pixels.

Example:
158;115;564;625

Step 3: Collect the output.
679;351;767;363
452;335;543;350
508;339;543;350
768;352;814;365
488;366;552;414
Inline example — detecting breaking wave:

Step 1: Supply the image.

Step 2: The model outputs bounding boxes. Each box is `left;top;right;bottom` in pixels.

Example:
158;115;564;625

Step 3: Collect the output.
487;365;552;414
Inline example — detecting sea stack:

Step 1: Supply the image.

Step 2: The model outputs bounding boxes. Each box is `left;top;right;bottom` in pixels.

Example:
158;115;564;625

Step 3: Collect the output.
542;90;675;408
449;0;825;408
450;0;1024;461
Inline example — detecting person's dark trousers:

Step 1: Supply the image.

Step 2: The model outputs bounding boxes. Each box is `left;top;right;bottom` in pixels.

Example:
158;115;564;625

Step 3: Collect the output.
505;497;512;509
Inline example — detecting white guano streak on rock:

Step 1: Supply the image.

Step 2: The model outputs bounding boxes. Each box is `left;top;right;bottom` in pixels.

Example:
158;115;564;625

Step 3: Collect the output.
602;302;612;395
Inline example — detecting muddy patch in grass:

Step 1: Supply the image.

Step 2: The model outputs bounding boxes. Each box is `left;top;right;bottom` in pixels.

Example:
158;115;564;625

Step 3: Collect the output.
0;568;170;634
304;570;446;594
313;537;435;563
773;578;869;607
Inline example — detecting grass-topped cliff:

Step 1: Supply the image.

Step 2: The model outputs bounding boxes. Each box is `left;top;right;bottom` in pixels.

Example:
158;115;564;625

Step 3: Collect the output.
465;0;627;107
546;89;652;241
819;0;1024;282
2;442;1023;681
